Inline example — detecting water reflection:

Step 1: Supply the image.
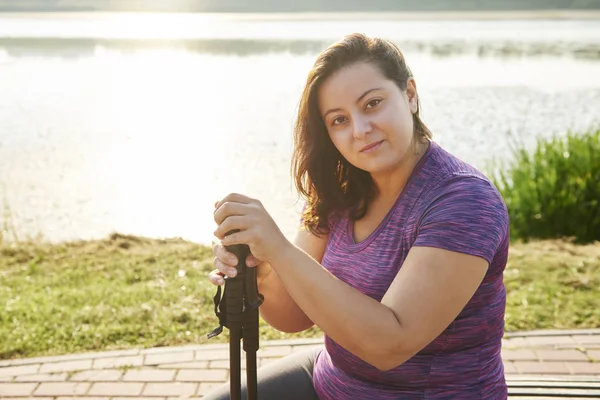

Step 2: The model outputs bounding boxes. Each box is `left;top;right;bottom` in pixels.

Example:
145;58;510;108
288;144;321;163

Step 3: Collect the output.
1;37;599;60
1;14;599;244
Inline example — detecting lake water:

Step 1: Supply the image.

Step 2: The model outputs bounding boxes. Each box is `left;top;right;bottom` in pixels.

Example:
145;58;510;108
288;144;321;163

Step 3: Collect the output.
1;13;599;245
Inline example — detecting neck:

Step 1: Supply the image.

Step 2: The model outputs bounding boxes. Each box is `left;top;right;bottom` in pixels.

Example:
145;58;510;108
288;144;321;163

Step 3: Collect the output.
371;139;430;202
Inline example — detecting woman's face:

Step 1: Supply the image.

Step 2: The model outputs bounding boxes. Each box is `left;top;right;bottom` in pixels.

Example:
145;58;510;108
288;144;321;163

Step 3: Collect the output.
317;62;418;175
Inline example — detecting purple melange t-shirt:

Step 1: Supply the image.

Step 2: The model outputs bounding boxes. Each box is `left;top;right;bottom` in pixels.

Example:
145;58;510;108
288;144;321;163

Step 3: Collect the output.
312;140;510;399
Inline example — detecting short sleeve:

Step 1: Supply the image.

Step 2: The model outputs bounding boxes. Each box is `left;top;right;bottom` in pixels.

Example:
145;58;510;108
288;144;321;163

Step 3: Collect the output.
413;175;509;265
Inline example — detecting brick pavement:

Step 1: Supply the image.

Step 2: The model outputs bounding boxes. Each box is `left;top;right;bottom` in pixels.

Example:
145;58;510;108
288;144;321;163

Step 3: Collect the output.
0;329;599;399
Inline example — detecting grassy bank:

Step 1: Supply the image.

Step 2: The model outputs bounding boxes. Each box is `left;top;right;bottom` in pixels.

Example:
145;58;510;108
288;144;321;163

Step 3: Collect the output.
1;233;599;360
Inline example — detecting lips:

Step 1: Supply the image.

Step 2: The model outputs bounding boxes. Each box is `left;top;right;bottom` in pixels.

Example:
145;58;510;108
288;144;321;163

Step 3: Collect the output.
360;140;384;152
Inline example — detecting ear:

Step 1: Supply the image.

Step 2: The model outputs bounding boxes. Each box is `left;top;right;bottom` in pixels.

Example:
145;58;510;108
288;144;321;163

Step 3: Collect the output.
406;78;418;114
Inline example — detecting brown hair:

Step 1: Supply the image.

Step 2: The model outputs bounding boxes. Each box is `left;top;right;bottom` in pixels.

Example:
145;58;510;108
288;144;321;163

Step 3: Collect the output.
291;33;432;236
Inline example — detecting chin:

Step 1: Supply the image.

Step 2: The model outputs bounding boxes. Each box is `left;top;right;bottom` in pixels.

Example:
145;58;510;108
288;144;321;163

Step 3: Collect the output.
359;160;396;175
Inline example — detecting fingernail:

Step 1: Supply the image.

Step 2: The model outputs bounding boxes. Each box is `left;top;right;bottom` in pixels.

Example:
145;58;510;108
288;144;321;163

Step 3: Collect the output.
228;256;237;265
227;268;237;277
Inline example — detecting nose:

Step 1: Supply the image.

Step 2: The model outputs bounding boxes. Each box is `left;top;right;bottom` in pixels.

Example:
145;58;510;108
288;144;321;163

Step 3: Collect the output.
352;115;372;140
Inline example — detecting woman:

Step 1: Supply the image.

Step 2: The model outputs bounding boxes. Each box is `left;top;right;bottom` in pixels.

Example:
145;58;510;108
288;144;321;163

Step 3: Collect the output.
205;33;509;399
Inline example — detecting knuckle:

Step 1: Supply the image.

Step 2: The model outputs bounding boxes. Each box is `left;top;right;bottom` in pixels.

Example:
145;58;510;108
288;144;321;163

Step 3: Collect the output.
215;260;228;272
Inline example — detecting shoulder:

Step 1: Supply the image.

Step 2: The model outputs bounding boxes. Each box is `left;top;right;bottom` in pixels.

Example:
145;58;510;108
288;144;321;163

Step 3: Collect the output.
420;142;507;215
411;144;509;264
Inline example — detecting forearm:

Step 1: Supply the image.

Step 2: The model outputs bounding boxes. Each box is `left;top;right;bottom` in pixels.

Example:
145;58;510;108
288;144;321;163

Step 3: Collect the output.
270;244;412;370
256;262;314;333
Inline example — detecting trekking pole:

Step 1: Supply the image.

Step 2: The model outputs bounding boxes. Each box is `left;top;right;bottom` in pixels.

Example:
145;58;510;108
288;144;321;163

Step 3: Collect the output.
208;230;264;400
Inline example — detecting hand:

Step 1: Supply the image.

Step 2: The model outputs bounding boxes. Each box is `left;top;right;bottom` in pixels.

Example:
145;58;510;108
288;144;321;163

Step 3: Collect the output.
212;193;291;265
208;241;263;286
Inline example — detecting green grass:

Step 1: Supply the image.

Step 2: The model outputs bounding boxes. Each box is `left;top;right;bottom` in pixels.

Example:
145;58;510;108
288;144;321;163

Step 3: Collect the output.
490;128;600;244
0;233;322;360
1;233;598;360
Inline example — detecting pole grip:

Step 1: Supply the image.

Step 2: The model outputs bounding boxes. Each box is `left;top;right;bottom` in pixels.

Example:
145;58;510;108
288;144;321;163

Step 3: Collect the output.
224;230;264;312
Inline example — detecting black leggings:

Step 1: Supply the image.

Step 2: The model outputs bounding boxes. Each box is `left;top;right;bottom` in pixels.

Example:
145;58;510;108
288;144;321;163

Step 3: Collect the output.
203;346;322;400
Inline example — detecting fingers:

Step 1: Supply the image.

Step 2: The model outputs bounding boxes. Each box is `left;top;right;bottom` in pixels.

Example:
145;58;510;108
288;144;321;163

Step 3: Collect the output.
213;215;249;240
213;201;250;228
208;269;225;285
213;241;238;265
214;193;253;213
212;242;239;277
220;228;251;247
246;254;261;268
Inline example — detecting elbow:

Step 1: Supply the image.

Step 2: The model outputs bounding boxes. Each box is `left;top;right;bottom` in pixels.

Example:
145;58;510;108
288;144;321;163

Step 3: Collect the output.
261;314;314;334
276;323;314;334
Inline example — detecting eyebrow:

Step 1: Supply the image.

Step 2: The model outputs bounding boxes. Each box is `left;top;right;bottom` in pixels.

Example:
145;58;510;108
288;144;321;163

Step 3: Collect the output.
322;87;384;120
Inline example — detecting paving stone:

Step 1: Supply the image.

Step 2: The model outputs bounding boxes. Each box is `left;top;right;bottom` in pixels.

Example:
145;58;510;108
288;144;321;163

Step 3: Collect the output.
113;398;165;400
88;382;144;397
142;382;198;397
514;361;571;374
92;355;144;369
145;352;194;366
6;354;90;367
501;349;538;361
535;349;589;361
567;362;600;375
197;382;224;397
573;335;600;345
141;346;197;355
69;369;123;382
39;359;92;374
195;349;231;362
176;369;228;382
0;383;38;396
15;372;68;382
114;398;165;400
554;343;589;350
208;360;244;370
158;361;209;369
502;337;531;348
505;329;600;337
55;397;108;400
2;398;52;400
503;362;517;374
261;338;323;346
587;350;600;361
123;368;176;382
1;330;599;399
78;348;140;358
526;335;577;347
168;397;203;400
0;364;40;378
1;398;52;400
34;382;90;396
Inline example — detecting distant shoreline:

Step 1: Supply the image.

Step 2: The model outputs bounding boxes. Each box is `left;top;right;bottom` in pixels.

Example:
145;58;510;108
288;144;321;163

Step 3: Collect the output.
0;10;600;21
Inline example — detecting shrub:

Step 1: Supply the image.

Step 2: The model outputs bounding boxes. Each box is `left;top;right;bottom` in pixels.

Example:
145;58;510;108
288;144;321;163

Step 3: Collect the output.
490;128;600;243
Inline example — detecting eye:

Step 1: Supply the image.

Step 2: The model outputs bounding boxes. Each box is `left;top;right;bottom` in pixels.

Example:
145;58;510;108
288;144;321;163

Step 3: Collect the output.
366;99;382;109
332;116;347;126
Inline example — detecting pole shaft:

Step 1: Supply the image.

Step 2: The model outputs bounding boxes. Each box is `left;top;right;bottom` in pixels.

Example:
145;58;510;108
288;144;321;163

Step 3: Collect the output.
229;327;242;400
